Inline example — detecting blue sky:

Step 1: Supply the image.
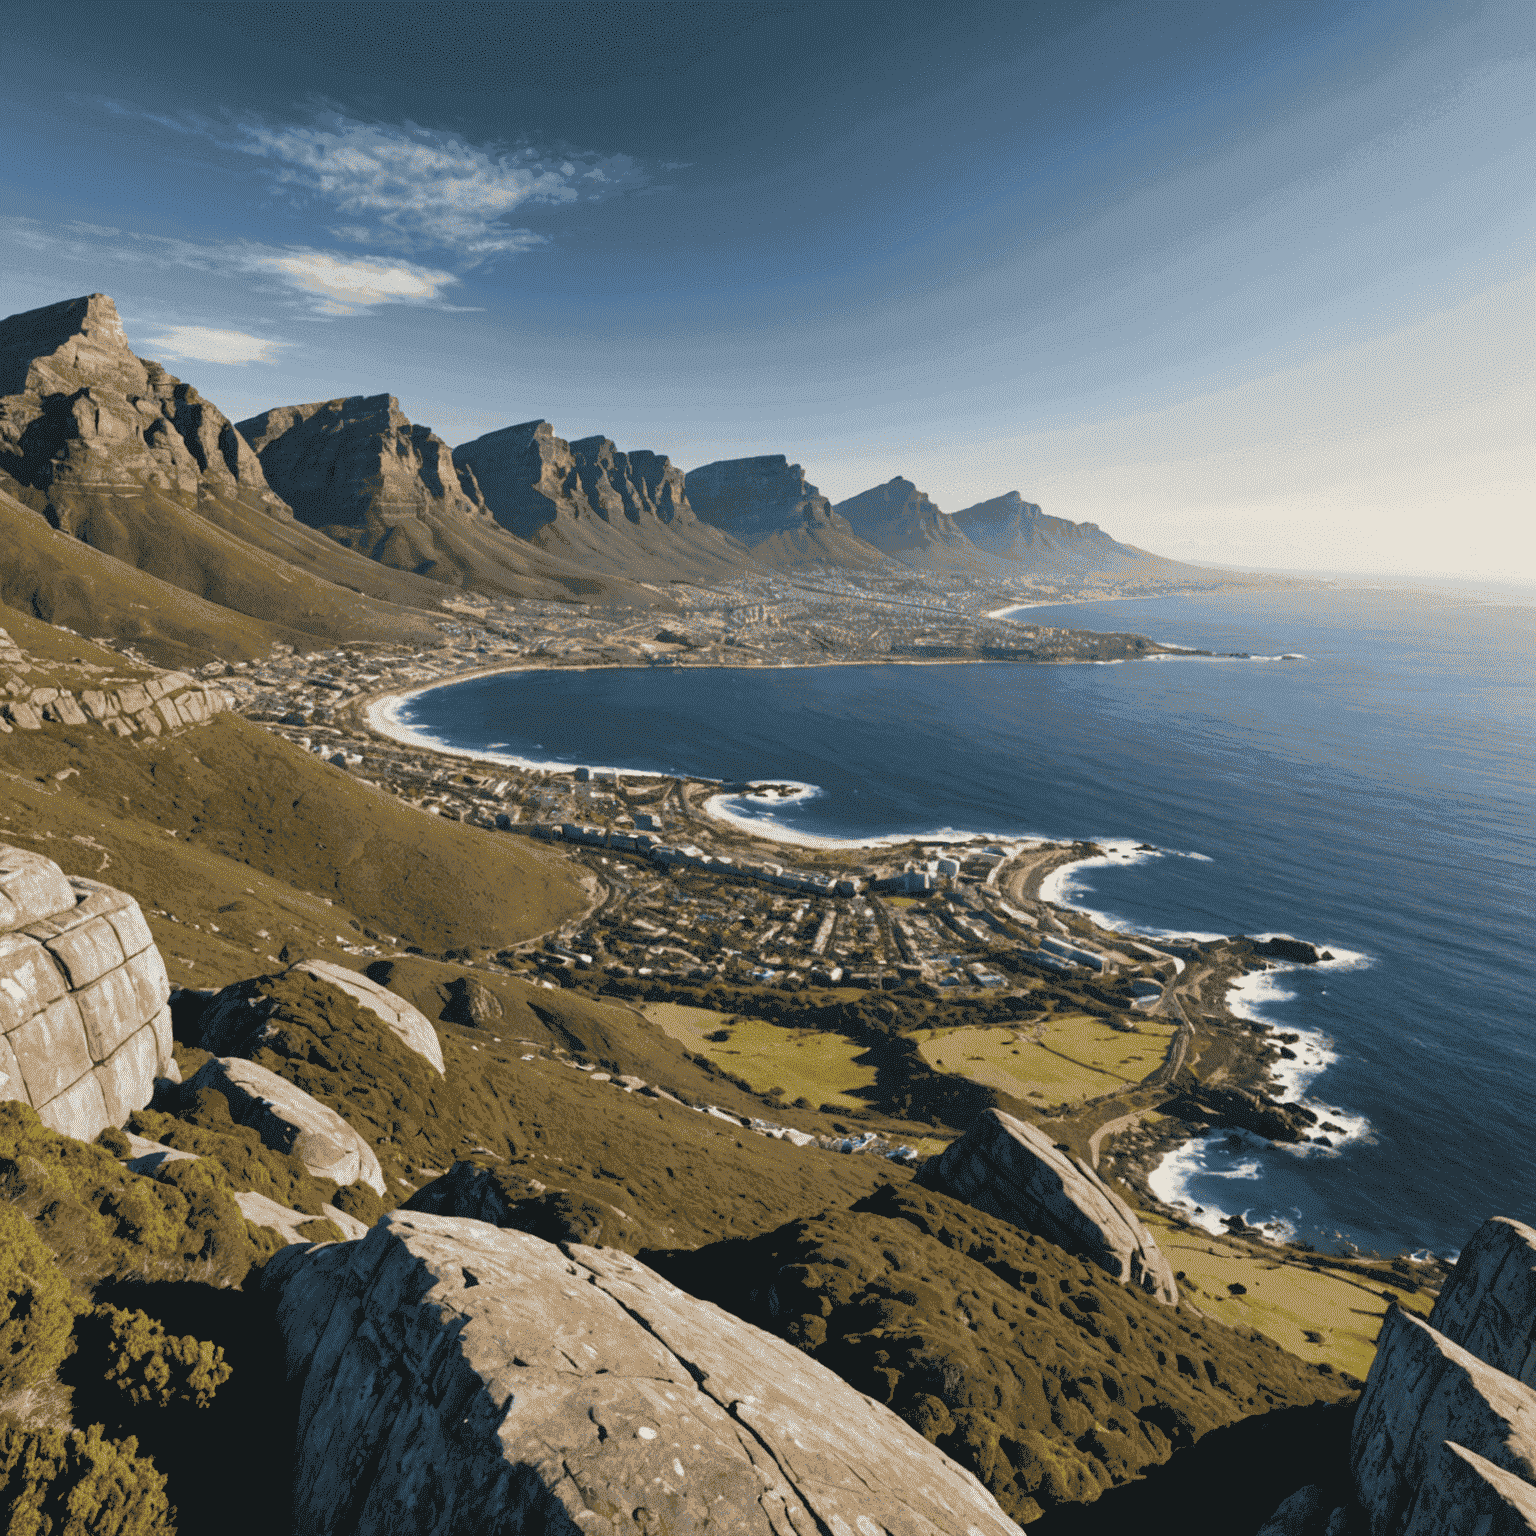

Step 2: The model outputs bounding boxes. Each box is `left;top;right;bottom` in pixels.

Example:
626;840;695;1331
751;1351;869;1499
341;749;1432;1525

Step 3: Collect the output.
2;0;1531;577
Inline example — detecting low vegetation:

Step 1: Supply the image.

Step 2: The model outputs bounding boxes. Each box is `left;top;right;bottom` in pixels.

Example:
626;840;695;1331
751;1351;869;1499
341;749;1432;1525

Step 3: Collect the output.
0;1419;174;1536
660;1181;1352;1526
91;1307;231;1412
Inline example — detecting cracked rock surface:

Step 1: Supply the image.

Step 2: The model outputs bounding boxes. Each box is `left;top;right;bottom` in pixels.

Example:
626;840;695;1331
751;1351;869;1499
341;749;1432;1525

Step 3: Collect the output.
263;1210;1024;1535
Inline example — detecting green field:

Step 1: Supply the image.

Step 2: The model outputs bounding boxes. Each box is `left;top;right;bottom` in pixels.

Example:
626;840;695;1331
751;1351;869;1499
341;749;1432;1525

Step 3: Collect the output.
919;1014;1177;1104
642;1001;878;1112
1140;1209;1436;1380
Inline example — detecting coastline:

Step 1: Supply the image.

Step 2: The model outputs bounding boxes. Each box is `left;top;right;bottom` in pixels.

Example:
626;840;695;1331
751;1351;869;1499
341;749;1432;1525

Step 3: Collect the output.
346;656;1371;1255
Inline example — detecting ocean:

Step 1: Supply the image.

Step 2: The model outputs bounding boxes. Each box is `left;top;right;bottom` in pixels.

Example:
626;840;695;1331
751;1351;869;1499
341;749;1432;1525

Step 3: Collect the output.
393;586;1535;1258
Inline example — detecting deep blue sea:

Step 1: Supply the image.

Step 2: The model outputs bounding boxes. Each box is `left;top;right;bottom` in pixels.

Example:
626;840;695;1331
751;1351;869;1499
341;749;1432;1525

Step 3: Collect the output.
396;587;1535;1258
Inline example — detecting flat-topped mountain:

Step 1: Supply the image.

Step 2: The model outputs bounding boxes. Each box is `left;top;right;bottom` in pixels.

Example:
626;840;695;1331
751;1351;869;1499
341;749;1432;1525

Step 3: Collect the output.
686;454;889;570
238;396;641;603
0;294;449;653
833;475;978;564
952;489;1178;578
454;419;752;583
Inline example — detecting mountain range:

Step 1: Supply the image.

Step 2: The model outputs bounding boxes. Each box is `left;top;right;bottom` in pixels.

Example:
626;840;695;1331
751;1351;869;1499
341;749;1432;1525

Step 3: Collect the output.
0;293;1202;658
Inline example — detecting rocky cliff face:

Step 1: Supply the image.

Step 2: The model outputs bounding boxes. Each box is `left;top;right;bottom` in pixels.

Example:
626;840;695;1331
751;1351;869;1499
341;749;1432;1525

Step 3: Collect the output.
833;476;978;565
0;294;282;513
686;454;888;570
454;420;752;582
0;843;172;1142
918;1107;1179;1303
950;491;1174;579
1340;1216;1536;1535
1427;1217;1536;1388
0;294;457;644
263;1210;1026;1535
1352;1306;1536;1534
237;396;641;602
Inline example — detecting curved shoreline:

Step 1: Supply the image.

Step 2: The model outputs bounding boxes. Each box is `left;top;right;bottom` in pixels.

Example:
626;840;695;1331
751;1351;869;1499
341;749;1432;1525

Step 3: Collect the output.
349;657;1369;1249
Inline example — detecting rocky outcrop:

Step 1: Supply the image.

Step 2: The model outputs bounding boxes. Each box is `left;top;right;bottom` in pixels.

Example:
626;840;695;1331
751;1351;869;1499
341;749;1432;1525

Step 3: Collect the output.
833;477;979;565
236;395;627;603
290;959;444;1073
230;1190;368;1245
1161;1082;1319;1144
454;420;752;583
686;454;887;570
262;1210;1025;1535
0;626;236;740
1351;1306;1536;1534
198;961;443;1074
0;293;456;648
182;1055;385;1195
0;844;171;1141
918;1108;1178;1303
439;974;503;1029
1428;1218;1536;1388
0;294;281;510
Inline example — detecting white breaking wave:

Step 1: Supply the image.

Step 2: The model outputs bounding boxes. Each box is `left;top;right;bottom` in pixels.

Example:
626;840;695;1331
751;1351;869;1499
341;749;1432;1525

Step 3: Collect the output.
1147;1136;1299;1243
1038;840;1223;941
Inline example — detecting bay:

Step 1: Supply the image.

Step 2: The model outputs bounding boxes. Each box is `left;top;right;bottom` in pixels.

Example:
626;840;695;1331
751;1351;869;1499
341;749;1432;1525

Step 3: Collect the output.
397;586;1536;1257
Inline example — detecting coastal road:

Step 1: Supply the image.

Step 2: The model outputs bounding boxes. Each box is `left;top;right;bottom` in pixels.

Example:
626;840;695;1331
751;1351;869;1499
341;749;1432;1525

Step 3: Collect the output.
1089;1111;1146;1170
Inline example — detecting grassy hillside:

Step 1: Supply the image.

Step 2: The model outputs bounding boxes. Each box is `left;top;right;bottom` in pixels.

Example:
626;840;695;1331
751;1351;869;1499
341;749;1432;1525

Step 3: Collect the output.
0;490;311;666
2;470;454;654
0;687;586;978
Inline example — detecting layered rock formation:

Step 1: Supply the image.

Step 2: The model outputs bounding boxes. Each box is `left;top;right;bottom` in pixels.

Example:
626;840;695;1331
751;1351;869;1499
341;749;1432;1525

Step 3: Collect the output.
833;476;979;565
0;844;171;1141
182;1055;386;1195
686;454;888;570
454;419;752;582
0;294;450;647
263;1210;1025;1535
918;1107;1178;1303
200;959;444;1075
237;395;634;602
0;625;235;739
1351;1305;1536;1534
1427;1216;1536;1387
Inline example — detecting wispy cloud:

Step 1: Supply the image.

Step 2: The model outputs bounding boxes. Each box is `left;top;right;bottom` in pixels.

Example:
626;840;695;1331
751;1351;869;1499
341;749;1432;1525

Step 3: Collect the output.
0;217;459;317
235;114;627;256
139;324;285;365
244;251;457;314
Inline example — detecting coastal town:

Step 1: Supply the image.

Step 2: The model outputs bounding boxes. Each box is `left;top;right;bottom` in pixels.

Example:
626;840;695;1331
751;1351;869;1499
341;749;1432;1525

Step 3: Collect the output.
117;581;1344;1230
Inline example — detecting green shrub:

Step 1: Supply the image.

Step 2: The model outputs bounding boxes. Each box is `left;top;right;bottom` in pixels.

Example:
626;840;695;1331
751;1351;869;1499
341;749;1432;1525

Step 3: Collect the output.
0;1205;82;1392
328;1182;384;1227
0;1103;255;1288
293;1218;345;1245
93;1306;231;1411
128;1102;340;1217
0;1418;173;1535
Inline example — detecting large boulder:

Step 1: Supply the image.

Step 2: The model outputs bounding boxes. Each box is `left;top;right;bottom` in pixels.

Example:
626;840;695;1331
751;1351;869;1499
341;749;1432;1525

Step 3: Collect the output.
918;1108;1178;1303
1429;1218;1536;1388
263;1211;1025;1536
198;961;443;1073
1351;1307;1536;1534
0;844;171;1141
183;1055;385;1195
